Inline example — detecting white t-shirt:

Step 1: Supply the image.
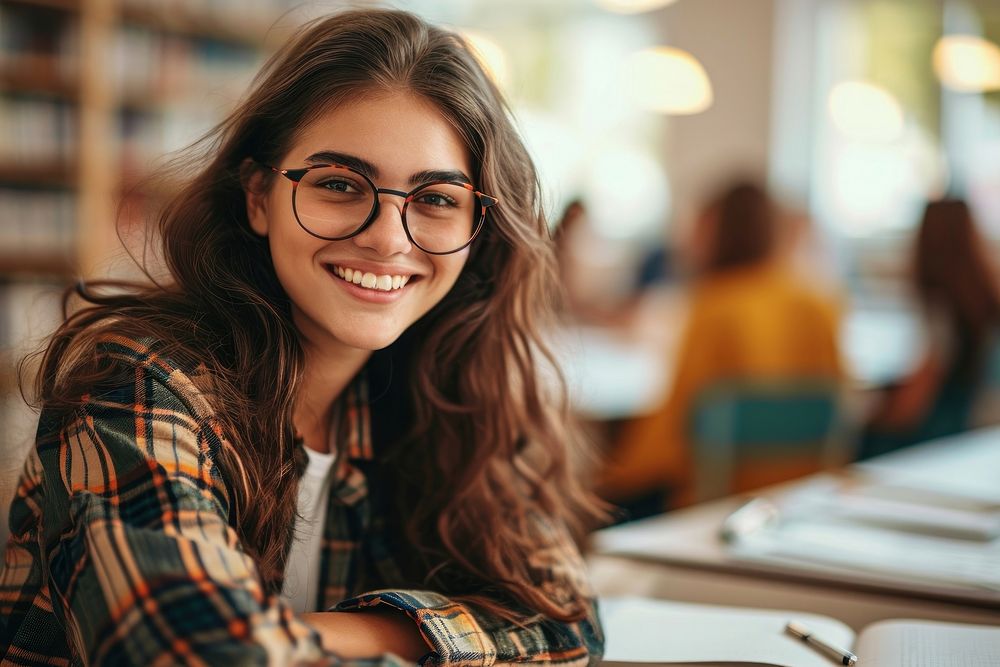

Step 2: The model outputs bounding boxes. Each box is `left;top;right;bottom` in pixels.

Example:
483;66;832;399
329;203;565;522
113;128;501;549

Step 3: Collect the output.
281;445;337;613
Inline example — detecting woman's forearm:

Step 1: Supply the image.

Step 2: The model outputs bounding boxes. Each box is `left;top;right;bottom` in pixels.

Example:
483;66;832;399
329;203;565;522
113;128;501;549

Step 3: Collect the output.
300;609;430;661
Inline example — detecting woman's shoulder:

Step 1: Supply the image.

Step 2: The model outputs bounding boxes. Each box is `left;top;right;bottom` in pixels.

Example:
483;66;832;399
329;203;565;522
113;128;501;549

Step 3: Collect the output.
30;327;238;529
60;324;221;424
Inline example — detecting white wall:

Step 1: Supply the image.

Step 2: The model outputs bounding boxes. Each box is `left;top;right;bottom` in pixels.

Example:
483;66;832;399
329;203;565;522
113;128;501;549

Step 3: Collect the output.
658;0;777;227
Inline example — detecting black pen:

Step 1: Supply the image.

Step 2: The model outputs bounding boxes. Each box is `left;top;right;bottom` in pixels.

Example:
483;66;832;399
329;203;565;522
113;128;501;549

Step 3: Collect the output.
785;621;858;666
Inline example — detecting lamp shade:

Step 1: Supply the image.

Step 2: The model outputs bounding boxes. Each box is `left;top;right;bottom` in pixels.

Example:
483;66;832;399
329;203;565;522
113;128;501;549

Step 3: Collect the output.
828;80;904;143
627;46;713;115
933;34;1000;93
595;0;679;14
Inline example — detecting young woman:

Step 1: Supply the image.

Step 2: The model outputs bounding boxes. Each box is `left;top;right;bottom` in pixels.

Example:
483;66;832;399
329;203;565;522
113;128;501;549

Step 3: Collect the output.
0;10;604;665
859;199;1000;458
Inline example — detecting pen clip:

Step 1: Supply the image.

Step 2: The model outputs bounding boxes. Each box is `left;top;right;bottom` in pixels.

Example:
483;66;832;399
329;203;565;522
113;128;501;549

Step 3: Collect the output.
719;497;780;543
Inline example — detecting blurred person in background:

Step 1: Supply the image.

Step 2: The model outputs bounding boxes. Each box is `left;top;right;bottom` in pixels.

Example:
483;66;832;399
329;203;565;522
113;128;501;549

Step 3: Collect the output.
552;198;678;348
552;198;644;327
552;198;596;321
858;199;1000;459
782;207;842;295
596;180;843;517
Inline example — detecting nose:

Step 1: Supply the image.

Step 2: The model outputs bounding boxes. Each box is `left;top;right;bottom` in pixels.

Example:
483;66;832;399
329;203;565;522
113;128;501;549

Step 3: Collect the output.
351;192;413;256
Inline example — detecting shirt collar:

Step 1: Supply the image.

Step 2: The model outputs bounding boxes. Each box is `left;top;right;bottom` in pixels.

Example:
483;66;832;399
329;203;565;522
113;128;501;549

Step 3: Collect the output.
342;372;373;462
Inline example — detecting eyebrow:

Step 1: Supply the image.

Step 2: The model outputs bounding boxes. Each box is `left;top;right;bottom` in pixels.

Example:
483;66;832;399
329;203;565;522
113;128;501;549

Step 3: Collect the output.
304;150;473;186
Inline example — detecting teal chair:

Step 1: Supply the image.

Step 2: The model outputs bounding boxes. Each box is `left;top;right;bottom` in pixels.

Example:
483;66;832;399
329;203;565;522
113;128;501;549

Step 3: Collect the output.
689;379;843;502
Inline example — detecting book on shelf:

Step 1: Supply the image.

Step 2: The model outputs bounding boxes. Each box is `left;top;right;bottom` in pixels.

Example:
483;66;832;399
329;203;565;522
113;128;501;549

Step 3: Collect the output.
0;189;76;259
601;596;1000;667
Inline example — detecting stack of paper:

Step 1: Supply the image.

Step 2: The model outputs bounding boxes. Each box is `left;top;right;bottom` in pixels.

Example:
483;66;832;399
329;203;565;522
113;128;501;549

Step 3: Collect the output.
724;476;1000;594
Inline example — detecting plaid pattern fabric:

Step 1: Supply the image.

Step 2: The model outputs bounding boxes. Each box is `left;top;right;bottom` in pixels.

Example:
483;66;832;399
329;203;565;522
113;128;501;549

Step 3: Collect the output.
0;335;603;666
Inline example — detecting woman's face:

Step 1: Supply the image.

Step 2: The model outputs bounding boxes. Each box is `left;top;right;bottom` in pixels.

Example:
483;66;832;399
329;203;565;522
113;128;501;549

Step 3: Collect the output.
247;90;473;355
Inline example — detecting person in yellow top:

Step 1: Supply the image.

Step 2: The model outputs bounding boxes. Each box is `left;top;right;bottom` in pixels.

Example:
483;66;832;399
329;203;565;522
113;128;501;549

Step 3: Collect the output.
598;181;843;515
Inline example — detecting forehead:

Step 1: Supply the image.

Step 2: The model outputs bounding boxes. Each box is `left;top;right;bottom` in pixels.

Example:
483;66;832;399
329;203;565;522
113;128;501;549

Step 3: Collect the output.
286;90;471;177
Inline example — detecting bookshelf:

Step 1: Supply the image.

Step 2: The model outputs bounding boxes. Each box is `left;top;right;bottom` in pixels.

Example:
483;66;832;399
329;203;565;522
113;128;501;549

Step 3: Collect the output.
0;0;302;547
0;0;299;277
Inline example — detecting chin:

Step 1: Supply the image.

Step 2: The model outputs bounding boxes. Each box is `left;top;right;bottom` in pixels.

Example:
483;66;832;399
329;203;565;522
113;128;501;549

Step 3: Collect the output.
335;329;404;352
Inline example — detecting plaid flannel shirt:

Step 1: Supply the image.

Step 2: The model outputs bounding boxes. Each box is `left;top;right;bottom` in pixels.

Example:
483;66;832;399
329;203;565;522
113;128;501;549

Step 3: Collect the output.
0;335;603;666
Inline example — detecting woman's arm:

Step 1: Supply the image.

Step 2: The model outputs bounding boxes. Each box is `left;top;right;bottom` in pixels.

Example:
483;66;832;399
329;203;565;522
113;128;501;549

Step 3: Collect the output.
5;370;413;666
873;351;944;428
330;516;604;667
331;590;602;667
301;609;430;661
871;303;950;430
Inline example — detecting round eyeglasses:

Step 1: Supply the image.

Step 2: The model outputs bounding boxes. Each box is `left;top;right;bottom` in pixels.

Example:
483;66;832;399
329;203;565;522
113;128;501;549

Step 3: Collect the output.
260;162;499;255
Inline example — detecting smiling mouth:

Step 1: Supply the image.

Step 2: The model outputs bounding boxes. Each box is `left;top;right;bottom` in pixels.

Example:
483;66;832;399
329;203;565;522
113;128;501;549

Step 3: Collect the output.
327;264;412;292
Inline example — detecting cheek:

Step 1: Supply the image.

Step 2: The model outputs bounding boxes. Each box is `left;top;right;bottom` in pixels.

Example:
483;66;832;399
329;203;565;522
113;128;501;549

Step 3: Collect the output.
434;252;470;291
269;225;319;292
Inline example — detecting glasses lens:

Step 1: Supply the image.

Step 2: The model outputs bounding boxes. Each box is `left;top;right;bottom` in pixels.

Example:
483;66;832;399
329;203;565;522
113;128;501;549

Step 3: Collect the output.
406;182;479;253
294;166;376;239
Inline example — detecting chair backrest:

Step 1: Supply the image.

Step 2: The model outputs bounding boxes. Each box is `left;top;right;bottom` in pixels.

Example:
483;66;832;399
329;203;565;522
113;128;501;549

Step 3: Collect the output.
979;329;1000;389
689;379;842;502
960;327;1000;431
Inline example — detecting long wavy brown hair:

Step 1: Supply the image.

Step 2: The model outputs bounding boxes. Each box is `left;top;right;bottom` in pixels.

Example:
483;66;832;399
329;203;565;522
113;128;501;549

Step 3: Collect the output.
30;9;604;622
913;198;1000;379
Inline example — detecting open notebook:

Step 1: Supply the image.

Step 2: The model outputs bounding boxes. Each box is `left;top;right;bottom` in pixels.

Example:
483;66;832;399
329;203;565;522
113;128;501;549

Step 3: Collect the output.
601;597;1000;667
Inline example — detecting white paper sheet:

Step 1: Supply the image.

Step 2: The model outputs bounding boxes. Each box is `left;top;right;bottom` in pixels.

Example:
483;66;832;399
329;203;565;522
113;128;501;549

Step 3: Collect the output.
854;619;1000;667
601;597;855;667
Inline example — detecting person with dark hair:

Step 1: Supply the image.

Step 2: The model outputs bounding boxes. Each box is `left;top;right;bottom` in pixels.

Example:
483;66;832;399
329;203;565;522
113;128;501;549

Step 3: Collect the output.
859;198;1000;458
598;180;842;513
552;198;592;318
690;181;777;274
0;10;605;665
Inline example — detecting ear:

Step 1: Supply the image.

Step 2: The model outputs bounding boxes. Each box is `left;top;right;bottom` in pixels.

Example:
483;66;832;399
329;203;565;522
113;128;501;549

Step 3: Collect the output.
242;162;272;237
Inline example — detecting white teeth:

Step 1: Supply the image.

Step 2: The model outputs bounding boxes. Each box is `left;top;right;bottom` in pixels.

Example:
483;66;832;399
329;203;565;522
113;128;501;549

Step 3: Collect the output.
331;265;410;291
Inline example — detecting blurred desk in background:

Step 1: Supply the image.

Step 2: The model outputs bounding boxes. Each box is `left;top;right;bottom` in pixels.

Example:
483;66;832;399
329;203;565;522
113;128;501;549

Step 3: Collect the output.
552;324;671;421
555;303;921;421
855;424;1000;500
587;426;1000;631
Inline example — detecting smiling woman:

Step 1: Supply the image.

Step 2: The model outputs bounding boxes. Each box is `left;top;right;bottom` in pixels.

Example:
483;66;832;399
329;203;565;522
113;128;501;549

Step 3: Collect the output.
0;9;606;666
244;92;484;354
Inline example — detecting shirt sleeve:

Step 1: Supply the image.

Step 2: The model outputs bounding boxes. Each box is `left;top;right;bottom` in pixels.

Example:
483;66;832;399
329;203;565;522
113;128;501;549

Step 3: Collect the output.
333;519;604;666
28;371;410;667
